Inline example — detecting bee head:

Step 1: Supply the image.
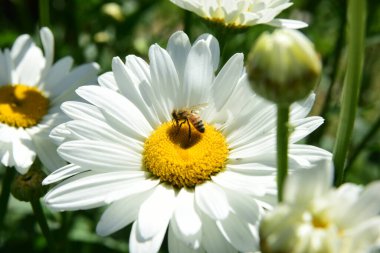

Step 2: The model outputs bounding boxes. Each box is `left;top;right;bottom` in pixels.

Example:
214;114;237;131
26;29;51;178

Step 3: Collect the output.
171;110;178;120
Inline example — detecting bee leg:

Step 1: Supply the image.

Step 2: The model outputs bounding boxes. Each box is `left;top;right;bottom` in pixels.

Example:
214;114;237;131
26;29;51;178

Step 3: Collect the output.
187;120;191;141
173;119;179;135
176;120;185;136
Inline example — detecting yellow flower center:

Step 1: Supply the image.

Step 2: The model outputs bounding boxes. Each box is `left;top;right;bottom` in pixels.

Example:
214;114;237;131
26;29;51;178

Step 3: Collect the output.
0;84;49;128
311;213;330;229
207;17;248;29
310;210;345;236
143;122;228;188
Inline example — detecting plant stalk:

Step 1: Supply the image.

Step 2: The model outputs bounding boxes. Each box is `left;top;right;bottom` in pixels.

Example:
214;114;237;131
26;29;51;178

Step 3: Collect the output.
30;199;55;252
277;105;290;202
333;0;366;186
0;168;15;233
39;0;50;26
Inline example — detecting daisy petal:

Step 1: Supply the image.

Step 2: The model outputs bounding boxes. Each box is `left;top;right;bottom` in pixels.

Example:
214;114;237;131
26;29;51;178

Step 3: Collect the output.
42;164;87;185
216;212;259;252
201;214;237;253
98;71;118;91
51;63;99;104
290;93;315;120
0;127;13;166
14;44;45;86
224;188;261;225
171;188;202;248
49;120;77;144
167;31;191;85
65;120;143;152
104;178;159;204
112;57;159;127
227;162;276;176
213;171;274;197
96;190;152;236
40;56;74;91
231;144;332;170
287;144;332;168
343;217;380;252
0;50;12;85
32;134;66;172
211;53;243;111
195;182;229;220
342;182;380;226
284;159;333;206
112;57;142;100
268;18;308;29
290;116;324;143
124;55;150;83
0;152;12;169
137;184;176;240
168;224;204;253
57;140;141;171
130;220;167;253
44;171;147;211
76;85;153;139
12;129;35;174
149;44;179;117
195;34;220;71
40;27;54;74
61;101;105;122
10;34;33;66
183;40;213;106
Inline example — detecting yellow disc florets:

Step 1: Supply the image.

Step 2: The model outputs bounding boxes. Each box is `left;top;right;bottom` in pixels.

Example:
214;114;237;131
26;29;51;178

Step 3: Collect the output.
143;122;228;188
0;84;49;128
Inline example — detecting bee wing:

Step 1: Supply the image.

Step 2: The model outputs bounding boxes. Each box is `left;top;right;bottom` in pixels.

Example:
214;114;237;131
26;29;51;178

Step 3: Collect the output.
189;103;208;112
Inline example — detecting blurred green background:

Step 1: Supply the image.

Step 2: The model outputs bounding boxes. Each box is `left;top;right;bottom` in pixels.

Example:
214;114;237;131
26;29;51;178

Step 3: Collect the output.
0;0;380;252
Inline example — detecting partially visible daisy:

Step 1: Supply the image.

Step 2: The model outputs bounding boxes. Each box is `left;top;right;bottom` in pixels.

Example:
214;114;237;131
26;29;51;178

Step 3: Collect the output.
44;31;330;252
169;0;308;29
260;160;380;253
0;27;99;174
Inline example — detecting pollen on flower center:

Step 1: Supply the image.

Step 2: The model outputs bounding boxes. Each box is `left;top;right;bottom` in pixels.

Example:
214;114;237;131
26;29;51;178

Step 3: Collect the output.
311;214;330;229
207;17;247;29
0;85;49;128
143;122;228;188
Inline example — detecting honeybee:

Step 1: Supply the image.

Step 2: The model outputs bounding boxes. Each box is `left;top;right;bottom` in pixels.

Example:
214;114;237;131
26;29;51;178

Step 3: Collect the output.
172;103;208;140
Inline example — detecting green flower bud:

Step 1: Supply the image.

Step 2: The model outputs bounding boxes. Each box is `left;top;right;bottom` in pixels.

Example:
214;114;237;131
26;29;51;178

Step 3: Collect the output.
11;160;48;202
247;29;322;105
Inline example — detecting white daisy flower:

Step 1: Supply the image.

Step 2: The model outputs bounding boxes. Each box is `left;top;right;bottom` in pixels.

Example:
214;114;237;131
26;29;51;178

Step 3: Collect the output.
0;27;99;174
44;31;330;253
260;160;380;253
169;0;308;29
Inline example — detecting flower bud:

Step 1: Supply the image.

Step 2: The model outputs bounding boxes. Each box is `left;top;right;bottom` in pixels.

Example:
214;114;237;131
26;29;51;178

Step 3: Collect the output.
247;29;321;105
11;160;48;202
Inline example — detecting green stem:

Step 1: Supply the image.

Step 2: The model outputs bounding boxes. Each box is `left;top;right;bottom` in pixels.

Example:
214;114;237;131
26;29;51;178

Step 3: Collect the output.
214;28;228;66
0;167;15;233
306;6;346;145
333;0;366;186
345;115;380;175
277;105;290;202
39;0;50;27
183;10;192;37
205;21;232;66
30;199;55;253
